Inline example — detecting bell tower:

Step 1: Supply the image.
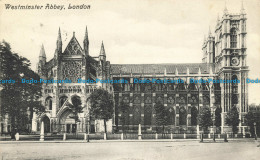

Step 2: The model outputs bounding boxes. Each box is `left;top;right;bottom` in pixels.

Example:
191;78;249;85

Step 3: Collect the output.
214;2;249;133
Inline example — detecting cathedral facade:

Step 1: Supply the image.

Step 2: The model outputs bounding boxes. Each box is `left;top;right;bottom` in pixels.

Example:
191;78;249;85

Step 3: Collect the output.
33;5;249;134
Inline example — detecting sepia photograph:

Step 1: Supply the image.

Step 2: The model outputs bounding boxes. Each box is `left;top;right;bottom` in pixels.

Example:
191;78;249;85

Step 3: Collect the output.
0;0;260;159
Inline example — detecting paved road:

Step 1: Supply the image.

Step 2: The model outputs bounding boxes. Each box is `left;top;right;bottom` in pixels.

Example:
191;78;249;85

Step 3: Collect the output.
0;139;259;160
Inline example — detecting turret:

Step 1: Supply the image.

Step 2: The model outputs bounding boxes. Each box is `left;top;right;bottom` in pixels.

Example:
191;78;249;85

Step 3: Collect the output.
56;27;62;54
39;44;46;63
99;41;106;62
83;26;89;56
37;44;46;75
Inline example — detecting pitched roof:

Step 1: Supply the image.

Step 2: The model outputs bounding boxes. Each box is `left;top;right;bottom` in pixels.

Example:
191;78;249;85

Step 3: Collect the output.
63;35;83;55
111;63;215;75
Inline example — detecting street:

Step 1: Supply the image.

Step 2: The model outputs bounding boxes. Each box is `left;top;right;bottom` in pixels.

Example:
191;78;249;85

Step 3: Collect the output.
0;139;259;160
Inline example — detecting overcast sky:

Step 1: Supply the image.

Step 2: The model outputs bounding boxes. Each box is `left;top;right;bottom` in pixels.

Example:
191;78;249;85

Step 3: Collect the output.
0;0;260;104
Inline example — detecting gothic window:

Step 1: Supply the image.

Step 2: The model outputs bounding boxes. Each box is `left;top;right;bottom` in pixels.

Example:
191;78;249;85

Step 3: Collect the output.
156;96;163;104
144;105;152;125
178;96;186;104
168;84;174;91
145;96;152;104
133;105;141;125
133;96;141;104
167;96;175;104
59;96;68;107
230;28;237;48
177;83;186;90
123;96;130;103
179;107;187;125
45;97;52;110
168;107;175;125
134;83;140;92
202;95;210;104
155;80;163;91
189;96;197;104
124;84;130;91
191;107;198;126
188;83;196;91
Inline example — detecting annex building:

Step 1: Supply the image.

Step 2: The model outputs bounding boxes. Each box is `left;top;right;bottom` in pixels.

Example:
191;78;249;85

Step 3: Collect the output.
32;5;249;134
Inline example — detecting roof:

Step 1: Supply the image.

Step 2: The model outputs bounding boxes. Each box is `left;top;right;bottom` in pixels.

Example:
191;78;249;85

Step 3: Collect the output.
111;63;215;75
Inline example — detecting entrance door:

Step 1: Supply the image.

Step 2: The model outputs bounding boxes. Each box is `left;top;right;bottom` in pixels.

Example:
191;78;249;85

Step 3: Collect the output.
66;124;71;133
72;124;77;133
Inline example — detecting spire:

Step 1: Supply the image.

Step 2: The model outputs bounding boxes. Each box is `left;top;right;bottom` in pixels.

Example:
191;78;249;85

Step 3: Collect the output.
83;26;89;56
208;26;212;37
58;27;62;41
100;41;106;56
240;0;246;14
164;68;167;76
39;44;46;58
99;41;106;61
56;27;62;54
198;67;201;75
84;26;88;41
186;67;190;76
224;1;228;14
217;13;220;23
175;68;178;76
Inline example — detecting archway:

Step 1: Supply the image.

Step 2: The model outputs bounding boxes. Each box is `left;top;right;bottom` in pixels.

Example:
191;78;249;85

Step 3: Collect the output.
42;116;50;133
59;108;77;133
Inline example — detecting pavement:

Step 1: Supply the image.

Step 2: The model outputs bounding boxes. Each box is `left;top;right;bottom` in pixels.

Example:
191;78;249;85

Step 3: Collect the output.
0;139;259;160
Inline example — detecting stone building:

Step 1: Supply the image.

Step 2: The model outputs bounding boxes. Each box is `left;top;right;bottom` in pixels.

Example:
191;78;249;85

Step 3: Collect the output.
33;4;249;134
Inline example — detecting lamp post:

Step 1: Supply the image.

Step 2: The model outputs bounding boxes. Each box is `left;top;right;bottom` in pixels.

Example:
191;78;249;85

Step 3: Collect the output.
254;122;257;140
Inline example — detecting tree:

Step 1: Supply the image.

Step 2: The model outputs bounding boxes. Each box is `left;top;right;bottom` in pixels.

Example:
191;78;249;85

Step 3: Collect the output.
215;107;222;133
154;101;169;137
226;106;240;134
198;107;212;133
88;88;114;136
119;101;130;137
0;41;44;139
244;110;260;137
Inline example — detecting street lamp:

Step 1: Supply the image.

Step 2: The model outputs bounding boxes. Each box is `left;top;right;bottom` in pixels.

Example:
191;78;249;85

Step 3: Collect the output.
254;122;257;140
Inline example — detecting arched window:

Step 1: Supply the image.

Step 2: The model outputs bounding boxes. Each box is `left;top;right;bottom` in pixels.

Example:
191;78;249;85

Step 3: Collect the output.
179;107;187;125
191;107;198;126
230;28;237;48
45;97;52;110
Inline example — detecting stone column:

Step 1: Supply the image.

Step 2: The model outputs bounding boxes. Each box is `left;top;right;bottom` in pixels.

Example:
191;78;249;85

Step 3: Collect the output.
31;112;38;132
40;121;44;141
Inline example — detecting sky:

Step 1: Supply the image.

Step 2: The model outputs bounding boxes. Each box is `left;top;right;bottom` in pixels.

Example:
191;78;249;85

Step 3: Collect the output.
0;0;260;104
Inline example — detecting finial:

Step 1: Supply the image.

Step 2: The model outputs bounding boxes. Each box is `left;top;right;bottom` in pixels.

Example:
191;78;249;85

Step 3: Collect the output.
39;44;46;58
73;32;75;37
224;1;228;14
100;41;106;56
208;26;212;37
58;27;62;41
175;67;178;76
198;67;201;75
84;26;88;40
240;0;246;14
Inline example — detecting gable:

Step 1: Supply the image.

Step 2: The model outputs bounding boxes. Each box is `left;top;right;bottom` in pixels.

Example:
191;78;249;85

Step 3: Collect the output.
63;37;83;55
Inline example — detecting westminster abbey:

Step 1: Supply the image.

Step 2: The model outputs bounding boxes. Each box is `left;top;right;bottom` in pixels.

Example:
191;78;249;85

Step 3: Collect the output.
32;4;249;134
